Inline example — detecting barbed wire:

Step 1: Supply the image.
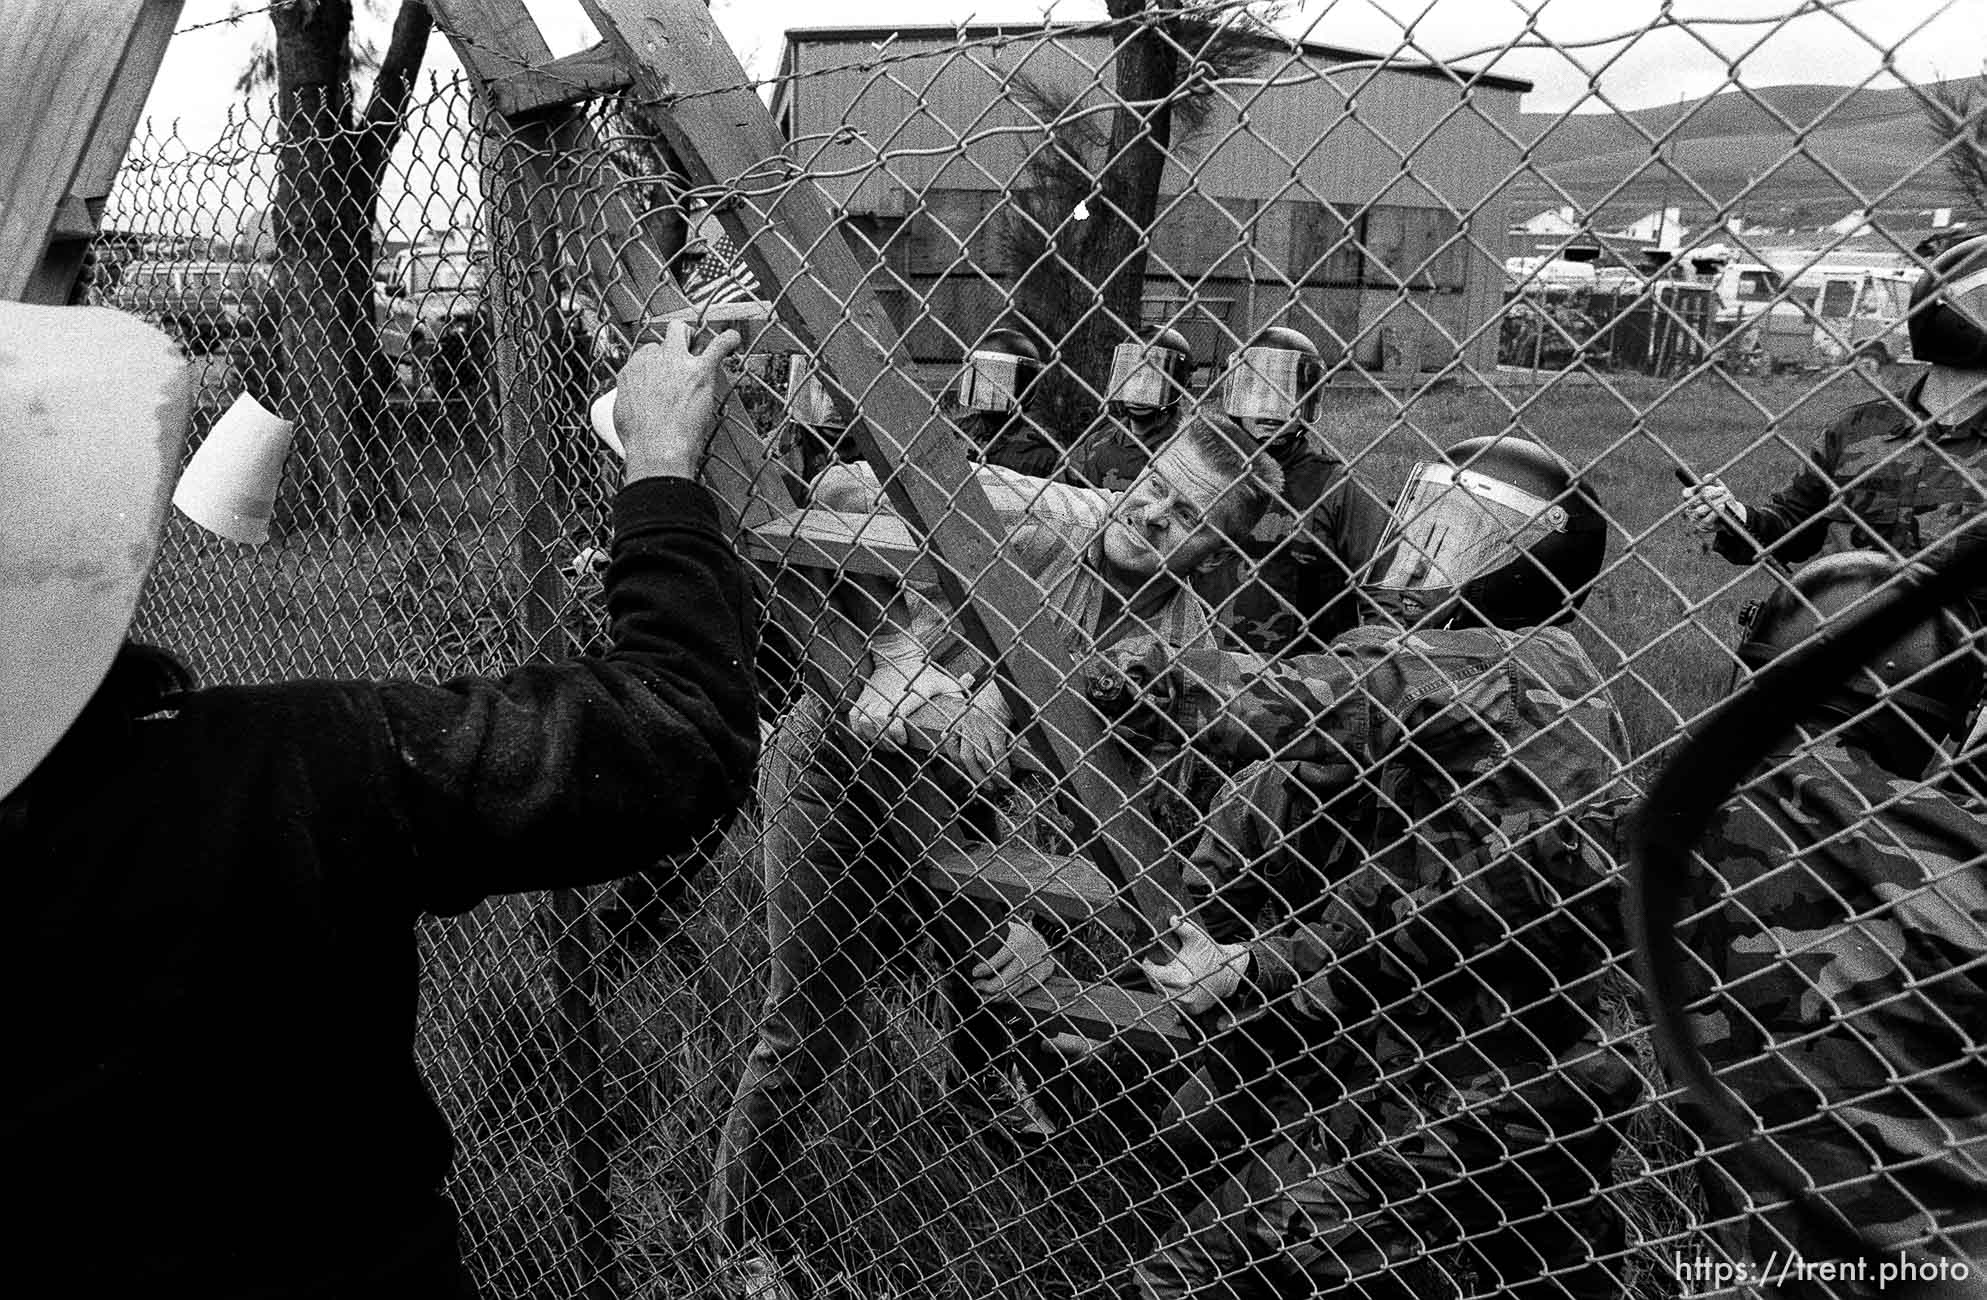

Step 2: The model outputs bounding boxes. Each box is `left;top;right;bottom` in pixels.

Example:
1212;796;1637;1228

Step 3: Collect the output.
172;0;303;38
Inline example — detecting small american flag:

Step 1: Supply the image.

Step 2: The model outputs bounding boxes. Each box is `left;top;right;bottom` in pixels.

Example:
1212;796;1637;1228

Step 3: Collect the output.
681;217;766;310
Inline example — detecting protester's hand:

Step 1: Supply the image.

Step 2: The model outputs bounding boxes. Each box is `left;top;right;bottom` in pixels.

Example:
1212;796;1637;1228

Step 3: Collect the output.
614;320;741;484
850;659;970;749
909;688;1013;789
1680;477;1748;535
565;545;611;581
1139;916;1251;1016
971;920;1058;1000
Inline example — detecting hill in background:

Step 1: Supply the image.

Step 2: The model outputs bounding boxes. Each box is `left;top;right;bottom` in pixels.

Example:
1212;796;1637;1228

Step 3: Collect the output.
1507;79;1975;231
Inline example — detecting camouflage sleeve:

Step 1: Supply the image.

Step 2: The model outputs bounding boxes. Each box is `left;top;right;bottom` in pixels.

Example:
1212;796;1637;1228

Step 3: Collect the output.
1711;417;1841;566
1101;640;1368;763
979;426;1066;479
1244;800;1628;1044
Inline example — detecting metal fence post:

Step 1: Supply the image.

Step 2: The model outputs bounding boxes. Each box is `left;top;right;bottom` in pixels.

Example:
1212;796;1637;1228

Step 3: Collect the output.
479;118;620;1300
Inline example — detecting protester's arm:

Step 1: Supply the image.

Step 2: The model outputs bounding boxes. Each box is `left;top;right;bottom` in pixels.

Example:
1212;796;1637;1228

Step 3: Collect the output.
352;327;762;911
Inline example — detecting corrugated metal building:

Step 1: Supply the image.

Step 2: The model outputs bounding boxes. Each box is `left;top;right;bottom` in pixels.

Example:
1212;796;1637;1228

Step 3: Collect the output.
769;24;1528;378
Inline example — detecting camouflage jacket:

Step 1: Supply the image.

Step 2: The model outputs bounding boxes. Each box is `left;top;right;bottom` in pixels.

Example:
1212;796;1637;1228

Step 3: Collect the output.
1712;376;1987;573
1202;437;1390;656
1113;624;1637;1093
1066;422;1160;492
979;420;1071;480
1680;735;1987;1254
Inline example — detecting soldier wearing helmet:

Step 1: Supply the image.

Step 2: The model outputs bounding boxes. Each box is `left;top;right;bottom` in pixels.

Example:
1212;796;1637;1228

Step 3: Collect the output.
1070;323;1198;490
1681;235;1987;620
1203;324;1388;654
950;323;1071;477
1677;551;1987;1290
1043;435;1639;1300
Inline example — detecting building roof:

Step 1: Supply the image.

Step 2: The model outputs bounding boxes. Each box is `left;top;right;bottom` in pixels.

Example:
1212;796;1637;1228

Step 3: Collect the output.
776;23;1533;94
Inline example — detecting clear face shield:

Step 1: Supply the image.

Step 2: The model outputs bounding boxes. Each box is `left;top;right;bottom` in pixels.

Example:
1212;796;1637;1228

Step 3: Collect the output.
1219;346;1316;424
954;350;1023;413
1946;263;1987;334
1106;342;1187;414
1371;461;1570;595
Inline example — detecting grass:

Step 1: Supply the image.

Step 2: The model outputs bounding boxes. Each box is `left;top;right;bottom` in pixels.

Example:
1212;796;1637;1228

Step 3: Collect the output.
141;362;1907;1297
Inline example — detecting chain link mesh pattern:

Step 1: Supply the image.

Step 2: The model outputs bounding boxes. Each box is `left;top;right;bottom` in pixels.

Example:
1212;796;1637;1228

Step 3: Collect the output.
109;2;1987;1295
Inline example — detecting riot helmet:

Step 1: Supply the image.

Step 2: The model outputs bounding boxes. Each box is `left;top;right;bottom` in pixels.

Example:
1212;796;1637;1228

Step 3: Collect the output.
953;325;1043;414
1219;325;1323;428
1907;234;1987;370
1366;436;1605;630
1739;550;1982;768
1106;325;1194;420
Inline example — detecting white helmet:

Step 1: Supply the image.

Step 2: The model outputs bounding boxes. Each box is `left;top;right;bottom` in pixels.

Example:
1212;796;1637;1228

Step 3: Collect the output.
1;303;190;798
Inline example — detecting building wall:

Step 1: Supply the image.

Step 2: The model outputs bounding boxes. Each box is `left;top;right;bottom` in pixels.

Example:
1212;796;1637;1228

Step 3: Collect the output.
777;30;1521;375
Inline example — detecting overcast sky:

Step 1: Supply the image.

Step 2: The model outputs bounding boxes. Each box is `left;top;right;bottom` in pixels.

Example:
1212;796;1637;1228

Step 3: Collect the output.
143;0;1986;144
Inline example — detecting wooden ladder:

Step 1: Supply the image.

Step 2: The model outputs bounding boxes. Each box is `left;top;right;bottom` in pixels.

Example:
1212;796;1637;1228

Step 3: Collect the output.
428;0;1189;1049
0;0;184;305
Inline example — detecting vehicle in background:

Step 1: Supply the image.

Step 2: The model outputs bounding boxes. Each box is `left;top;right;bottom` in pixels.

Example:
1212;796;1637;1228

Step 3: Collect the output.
112;259;270;353
1741;265;1914;374
1708;262;1787;331
376;243;491;404
1806;267;1914;370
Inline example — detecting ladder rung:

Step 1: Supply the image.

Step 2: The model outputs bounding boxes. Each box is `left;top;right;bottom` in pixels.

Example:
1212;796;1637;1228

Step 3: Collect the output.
490;41;634;117
50;195;97;241
1008;975;1188;1051
929;842;1136;929
746;509;932;581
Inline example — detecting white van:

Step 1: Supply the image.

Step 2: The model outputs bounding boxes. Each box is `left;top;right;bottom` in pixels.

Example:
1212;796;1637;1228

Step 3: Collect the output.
1709;262;1788;329
1746;263;1915;372
1805;266;1914;367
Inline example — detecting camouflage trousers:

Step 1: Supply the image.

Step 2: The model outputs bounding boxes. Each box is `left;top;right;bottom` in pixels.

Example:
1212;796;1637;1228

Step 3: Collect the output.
1136;1083;1626;1300
1691;1097;1987;1299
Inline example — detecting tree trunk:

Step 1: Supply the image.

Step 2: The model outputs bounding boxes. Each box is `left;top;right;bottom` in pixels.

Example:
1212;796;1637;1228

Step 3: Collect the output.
272;0;430;534
1061;0;1178;409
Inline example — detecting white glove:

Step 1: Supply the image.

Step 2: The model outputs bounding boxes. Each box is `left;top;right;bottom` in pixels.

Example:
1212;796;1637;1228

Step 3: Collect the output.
849;659;971;749
1139;916;1252;1016
1680;479;1748;535
906;684;1013;789
565;545;612;580
970;920;1058;999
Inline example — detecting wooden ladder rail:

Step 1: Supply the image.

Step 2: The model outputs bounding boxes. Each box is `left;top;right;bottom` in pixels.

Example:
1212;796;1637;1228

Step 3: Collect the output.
567;0;1185;937
1;0;184;305
434;0;869;706
428;0;1190;1052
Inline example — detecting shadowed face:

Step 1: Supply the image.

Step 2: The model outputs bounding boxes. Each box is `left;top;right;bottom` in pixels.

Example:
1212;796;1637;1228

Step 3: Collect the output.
1100;439;1239;580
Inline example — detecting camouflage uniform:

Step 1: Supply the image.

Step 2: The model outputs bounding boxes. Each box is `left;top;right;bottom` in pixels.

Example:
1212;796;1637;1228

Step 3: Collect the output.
1711;378;1987;608
1070;421;1168;491
1203;432;1390;656
1109;624;1642;1299
1680;735;1987;1296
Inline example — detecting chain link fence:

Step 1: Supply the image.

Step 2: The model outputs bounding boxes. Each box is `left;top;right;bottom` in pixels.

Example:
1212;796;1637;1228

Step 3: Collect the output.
108;1;1987;1295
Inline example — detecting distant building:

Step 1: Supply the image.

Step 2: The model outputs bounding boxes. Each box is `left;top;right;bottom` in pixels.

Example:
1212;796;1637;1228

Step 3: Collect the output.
1517;206;1584;235
1618;207;1684;248
770;24;1529;376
